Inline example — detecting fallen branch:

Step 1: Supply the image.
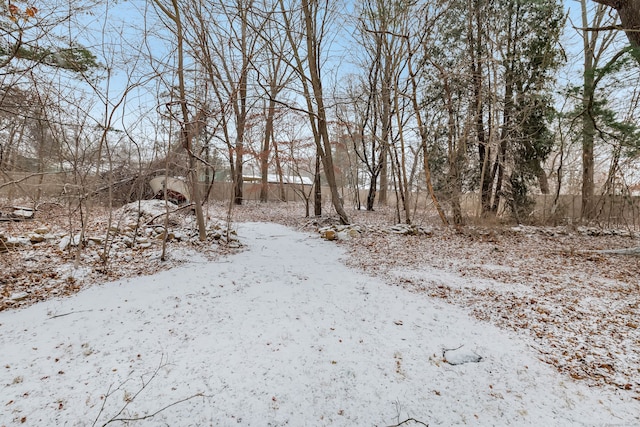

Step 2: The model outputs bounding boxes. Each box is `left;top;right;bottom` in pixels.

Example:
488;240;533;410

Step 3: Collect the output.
141;202;194;227
92;354;215;427
48;309;93;320
89;175;140;197
92;354;167;426
101;392;205;425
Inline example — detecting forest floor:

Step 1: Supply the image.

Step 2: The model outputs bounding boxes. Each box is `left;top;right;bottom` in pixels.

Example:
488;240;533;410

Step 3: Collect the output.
1;199;639;406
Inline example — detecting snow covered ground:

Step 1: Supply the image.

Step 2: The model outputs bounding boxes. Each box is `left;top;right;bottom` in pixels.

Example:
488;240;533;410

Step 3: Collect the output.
1;222;639;426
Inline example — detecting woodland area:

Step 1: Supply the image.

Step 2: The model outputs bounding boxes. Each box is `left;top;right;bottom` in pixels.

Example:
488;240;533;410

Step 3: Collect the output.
2;0;640;302
2;1;640;422
0;0;640;230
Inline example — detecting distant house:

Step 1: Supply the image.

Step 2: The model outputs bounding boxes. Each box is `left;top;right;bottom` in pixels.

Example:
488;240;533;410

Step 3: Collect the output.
243;174;313;186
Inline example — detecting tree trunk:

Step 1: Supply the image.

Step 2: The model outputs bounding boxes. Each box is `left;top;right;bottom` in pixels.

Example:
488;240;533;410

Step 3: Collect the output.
379;149;388;206
366;173;377;211
301;0;349;224
490;0;516;215
259;97;276;203
581;0;597;219
378;46;392;207
402;20;448;226
154;0;206;240
233;138;244;206
469;1;491;216
593;0;640;64
234;9;250;206
273;139;286;201
314;153;322;216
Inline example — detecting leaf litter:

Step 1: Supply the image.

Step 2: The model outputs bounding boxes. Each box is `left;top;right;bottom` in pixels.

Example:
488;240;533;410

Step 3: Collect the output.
339;213;640;398
1;201;639;425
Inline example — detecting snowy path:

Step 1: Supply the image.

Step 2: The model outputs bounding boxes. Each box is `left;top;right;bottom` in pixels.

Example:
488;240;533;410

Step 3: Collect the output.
1;222;638;426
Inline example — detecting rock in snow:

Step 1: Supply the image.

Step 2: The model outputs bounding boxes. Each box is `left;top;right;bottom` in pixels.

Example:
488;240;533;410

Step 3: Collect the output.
443;346;483;365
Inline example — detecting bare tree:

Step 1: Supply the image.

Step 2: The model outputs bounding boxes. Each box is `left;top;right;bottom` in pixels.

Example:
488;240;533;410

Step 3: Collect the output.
579;1;619;219
182;0;265;206
346;0;404;211
77;2;156;264
151;0;207;241
405;29;450;226
0;0;100;206
275;0;349;224
354;0;405;209
251;1;295;203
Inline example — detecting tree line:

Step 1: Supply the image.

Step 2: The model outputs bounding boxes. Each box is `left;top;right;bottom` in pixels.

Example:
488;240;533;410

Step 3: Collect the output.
1;0;639;235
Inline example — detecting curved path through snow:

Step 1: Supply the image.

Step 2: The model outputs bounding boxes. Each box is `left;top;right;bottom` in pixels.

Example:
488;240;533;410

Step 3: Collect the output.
1;222;639;426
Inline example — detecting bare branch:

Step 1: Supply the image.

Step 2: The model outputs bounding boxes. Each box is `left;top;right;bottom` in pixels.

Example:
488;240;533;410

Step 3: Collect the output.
103;392;206;425
0;172;59;190
386;418;429;427
576;25;640;32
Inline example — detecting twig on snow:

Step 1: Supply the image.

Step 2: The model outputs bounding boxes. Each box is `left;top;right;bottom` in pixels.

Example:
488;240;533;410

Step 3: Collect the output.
101;392;205;425
92;354;169;426
92;353;219;426
386;418;429;427
387;400;429;427
48;309;93;320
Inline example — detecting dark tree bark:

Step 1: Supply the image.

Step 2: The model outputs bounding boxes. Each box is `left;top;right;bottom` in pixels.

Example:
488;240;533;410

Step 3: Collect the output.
259;96;275;203
314;153;322;216
593;0;640;64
